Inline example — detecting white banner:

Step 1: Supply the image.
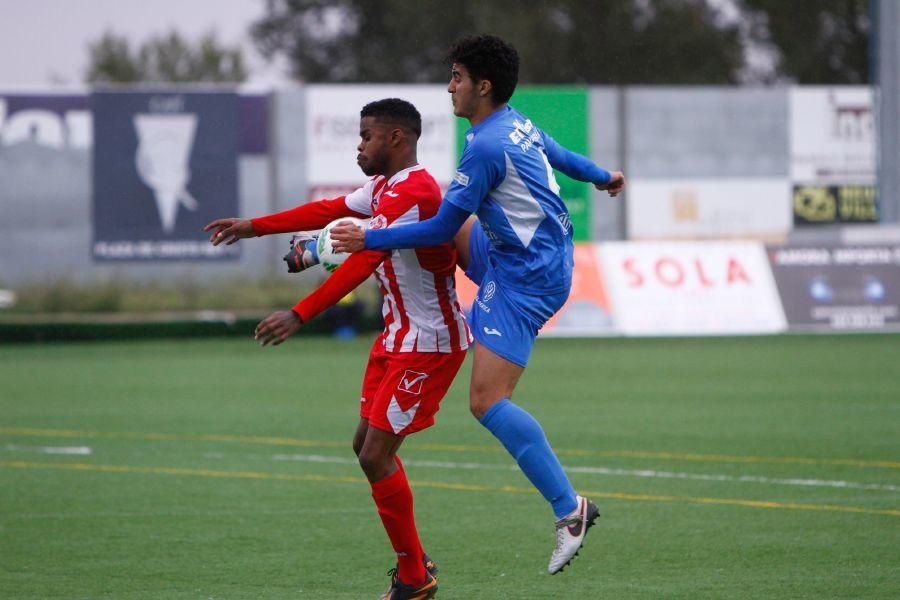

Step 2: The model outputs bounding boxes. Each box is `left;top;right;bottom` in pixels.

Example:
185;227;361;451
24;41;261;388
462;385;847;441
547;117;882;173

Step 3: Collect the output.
598;241;787;336
790;86;875;185
306;85;455;190
627;178;792;241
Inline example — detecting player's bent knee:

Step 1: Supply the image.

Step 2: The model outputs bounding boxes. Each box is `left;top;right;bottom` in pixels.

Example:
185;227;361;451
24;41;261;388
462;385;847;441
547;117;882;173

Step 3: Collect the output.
357;447;395;481
352;434;364;457
469;392;501;421
352;423;368;456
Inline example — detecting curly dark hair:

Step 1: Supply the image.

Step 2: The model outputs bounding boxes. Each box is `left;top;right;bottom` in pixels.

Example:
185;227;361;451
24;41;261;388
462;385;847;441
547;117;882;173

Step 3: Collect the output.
360;98;422;139
446;35;520;105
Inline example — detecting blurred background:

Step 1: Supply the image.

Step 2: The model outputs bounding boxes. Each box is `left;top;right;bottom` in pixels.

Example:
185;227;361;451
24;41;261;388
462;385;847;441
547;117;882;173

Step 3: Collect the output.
1;0;898;339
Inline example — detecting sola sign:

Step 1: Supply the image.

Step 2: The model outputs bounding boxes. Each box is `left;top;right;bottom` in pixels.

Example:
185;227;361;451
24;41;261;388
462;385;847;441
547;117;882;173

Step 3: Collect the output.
599;241;786;336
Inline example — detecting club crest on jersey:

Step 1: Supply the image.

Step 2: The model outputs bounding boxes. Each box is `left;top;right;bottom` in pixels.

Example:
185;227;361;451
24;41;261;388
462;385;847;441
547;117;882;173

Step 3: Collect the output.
557;212;571;233
482;280;497;302
475;280;496;313
397;370;428;395
369;214;388;230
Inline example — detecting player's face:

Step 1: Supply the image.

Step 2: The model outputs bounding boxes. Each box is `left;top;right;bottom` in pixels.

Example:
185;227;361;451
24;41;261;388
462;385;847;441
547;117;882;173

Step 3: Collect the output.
448;63;481;118
357;117;391;176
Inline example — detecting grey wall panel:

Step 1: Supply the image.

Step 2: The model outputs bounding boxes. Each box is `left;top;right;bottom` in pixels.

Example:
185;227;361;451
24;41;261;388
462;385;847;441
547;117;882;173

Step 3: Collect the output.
589;87;625;240
0;146;274;285
878;0;900;223
271;88;308;212
626;87;789;178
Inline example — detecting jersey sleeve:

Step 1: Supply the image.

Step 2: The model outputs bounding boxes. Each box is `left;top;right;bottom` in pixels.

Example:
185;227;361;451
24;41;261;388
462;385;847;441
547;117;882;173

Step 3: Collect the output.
442;136;504;213
363;141;499;252
343;178;379;216
292;249;385;323
250;195;368;236
542;131;611;185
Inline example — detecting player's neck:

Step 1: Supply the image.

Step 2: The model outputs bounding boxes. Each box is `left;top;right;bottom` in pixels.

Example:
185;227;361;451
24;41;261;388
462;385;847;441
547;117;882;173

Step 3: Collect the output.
382;154;418;182
468;102;506;128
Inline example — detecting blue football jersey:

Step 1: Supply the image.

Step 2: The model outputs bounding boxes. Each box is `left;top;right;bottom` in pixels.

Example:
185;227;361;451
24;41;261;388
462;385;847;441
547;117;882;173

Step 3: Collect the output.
445;105;575;294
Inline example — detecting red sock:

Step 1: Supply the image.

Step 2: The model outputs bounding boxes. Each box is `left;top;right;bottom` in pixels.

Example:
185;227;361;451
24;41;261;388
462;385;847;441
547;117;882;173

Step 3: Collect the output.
371;466;426;586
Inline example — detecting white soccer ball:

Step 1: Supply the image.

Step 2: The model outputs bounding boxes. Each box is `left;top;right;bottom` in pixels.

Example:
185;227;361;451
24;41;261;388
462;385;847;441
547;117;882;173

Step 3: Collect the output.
317;217;368;272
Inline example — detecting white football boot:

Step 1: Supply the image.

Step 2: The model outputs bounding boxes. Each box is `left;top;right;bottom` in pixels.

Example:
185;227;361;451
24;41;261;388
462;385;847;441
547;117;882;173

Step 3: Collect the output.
548;495;600;574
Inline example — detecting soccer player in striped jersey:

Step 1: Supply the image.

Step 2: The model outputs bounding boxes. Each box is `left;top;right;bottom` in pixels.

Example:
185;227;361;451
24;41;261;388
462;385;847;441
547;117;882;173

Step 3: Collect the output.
204;98;470;599
331;36;625;575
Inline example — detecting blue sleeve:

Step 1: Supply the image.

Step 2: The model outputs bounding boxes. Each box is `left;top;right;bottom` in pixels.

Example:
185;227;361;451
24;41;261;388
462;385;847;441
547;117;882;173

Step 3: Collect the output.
442;135;503;213
365;200;471;251
542;131;611;185
365;136;501;251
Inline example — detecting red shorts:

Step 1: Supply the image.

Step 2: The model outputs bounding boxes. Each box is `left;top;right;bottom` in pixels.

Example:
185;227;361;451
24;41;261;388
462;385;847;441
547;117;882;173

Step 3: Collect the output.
360;339;467;436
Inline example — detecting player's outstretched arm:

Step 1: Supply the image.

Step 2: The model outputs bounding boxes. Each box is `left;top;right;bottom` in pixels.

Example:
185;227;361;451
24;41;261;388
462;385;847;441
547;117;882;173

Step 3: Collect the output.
543;133;625;197
251;197;367;237
331;201;470;254
255;250;385;346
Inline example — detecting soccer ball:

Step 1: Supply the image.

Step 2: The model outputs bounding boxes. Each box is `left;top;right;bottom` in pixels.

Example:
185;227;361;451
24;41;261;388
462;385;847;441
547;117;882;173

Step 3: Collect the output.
317;217;368;272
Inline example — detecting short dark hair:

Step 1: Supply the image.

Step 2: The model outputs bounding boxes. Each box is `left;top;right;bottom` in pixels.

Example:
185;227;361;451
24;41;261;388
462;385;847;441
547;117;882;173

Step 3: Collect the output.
446;35;519;105
360;98;422;139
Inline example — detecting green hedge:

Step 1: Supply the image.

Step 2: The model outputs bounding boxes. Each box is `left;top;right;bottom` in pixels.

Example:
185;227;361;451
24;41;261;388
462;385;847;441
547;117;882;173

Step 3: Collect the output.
0;315;383;344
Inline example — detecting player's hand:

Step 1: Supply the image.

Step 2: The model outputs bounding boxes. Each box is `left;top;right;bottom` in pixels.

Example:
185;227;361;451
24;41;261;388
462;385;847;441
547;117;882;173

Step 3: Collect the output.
203;218;255;245
595;171;625;197
255;310;303;346
329;221;366;254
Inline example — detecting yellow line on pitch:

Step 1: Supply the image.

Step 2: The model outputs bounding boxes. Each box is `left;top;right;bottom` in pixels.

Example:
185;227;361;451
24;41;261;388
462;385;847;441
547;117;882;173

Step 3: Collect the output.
2;426;898;470
2;460;898;518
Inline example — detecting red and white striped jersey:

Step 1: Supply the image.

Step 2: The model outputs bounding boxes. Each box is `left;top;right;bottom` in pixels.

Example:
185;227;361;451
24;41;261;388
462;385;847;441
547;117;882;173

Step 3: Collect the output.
345;165;471;353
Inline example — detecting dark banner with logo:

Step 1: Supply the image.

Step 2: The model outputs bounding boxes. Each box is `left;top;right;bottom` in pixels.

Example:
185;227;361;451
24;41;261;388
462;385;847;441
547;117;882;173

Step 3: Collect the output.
92;91;240;260
768;245;900;330
792;185;879;225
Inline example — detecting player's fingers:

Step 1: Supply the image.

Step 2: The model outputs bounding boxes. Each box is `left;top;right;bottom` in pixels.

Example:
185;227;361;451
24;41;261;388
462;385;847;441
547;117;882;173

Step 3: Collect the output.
259;327;278;346
202;219;224;232
254;319;271;340
207;224;226;243
333;240;356;253
214;225;239;246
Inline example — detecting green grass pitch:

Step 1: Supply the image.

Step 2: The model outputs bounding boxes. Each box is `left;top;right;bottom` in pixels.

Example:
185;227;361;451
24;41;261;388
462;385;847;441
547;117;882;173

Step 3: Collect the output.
1;334;898;599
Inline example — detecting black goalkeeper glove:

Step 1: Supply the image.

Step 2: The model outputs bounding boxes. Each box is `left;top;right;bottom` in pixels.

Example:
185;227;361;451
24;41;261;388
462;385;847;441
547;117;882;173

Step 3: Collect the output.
282;232;319;273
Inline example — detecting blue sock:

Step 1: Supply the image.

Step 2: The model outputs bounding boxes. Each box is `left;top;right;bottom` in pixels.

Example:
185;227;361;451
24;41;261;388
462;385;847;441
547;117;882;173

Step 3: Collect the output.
479;399;578;519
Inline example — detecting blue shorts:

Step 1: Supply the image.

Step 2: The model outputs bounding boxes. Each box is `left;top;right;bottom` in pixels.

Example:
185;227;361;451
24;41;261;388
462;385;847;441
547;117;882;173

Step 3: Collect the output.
464;223;569;367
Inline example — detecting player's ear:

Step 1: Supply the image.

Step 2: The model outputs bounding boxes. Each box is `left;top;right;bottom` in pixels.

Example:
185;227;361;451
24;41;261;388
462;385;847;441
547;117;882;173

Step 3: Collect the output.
479;79;492;98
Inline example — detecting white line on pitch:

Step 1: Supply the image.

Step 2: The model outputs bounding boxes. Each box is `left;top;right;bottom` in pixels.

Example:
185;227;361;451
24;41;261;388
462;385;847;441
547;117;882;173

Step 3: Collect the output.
5;444;93;456
265;453;900;493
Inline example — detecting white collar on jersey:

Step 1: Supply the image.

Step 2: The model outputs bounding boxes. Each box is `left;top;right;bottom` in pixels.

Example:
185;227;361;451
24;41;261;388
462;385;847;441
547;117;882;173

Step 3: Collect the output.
386;164;424;187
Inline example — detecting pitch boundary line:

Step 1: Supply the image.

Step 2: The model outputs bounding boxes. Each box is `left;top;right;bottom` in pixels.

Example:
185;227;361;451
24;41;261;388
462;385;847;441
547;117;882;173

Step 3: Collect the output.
266;452;900;493
2;426;898;470
1;460;898;518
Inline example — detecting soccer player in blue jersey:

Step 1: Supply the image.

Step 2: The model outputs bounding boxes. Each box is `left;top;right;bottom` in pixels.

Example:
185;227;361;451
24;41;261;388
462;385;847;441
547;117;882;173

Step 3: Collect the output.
332;35;625;575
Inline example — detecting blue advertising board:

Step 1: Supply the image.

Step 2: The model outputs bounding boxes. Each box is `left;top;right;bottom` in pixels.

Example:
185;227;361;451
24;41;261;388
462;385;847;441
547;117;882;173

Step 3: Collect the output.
92;91;240;260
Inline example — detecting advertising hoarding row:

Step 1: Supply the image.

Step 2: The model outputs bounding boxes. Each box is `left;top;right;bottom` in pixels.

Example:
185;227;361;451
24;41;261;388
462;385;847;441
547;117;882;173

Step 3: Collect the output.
455;241;900;337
